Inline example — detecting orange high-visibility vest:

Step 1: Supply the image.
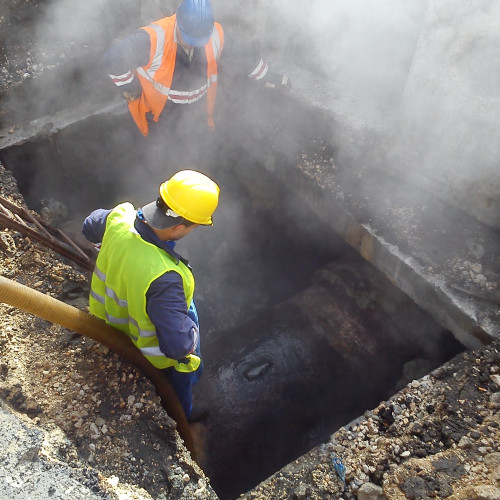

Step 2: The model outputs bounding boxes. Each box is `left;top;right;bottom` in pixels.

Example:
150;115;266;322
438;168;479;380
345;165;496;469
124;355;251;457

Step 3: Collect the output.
128;14;224;136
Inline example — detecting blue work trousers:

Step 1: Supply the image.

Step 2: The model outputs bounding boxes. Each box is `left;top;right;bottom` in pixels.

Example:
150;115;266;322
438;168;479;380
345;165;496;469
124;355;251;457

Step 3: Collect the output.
162;301;203;419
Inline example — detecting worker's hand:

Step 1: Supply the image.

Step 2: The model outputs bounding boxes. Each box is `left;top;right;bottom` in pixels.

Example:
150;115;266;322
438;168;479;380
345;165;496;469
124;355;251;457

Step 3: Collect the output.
280;74;292;93
265;74;292;94
123;88;142;103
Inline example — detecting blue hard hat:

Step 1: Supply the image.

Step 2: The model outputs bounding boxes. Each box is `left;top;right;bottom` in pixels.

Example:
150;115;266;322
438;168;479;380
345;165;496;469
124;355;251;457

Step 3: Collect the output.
176;0;214;47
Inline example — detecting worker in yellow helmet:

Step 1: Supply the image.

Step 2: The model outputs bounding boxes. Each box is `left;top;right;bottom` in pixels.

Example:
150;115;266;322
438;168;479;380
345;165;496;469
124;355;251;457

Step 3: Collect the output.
82;170;220;419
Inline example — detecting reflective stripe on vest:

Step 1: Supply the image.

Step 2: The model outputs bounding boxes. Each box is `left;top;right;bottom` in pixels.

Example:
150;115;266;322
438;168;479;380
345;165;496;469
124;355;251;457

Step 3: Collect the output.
89;203;200;372
205;23;223;129
135;24;171;95
128;14;224;135
109;70;135;86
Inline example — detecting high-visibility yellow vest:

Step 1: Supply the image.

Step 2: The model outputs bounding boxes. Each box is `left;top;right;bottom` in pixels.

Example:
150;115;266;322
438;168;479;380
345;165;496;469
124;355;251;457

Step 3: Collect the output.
89;203;200;372
128;14;224;135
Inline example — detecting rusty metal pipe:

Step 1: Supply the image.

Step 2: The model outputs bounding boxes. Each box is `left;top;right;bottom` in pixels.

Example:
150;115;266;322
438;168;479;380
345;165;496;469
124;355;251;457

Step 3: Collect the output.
0;275;196;457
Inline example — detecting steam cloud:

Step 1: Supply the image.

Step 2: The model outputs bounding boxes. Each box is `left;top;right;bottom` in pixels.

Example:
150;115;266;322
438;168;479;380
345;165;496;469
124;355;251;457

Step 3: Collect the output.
3;0;500;231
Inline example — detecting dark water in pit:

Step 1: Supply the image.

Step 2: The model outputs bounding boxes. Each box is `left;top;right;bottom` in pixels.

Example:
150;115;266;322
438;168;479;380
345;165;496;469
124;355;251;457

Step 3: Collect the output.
0;115;465;500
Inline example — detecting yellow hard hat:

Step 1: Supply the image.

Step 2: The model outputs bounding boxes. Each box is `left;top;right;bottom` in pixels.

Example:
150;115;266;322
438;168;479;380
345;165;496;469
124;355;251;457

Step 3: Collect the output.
159;170;220;225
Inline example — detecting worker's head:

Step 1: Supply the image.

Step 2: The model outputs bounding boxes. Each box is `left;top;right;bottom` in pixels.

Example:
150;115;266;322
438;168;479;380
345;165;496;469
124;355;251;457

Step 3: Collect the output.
141;170;220;238
176;0;214;48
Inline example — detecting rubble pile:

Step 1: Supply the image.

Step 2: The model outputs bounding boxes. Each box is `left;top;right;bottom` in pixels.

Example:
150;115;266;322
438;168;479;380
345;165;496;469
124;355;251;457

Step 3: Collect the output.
242;341;500;499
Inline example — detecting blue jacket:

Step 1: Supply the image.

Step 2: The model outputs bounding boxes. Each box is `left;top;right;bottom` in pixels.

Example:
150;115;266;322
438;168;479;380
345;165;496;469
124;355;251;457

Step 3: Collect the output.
82;208;199;361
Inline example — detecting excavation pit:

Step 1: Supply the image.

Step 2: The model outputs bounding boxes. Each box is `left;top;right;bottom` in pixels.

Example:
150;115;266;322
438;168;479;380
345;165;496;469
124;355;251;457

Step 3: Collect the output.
1;1;500;497
0;110;466;499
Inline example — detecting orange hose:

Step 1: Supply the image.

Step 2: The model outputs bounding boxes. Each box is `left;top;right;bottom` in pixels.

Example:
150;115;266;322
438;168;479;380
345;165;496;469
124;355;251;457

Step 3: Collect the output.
0;275;195;458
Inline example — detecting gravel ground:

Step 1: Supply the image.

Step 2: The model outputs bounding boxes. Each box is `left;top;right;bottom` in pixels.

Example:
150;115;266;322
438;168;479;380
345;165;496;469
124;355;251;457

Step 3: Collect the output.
0;1;57;104
241;341;500;499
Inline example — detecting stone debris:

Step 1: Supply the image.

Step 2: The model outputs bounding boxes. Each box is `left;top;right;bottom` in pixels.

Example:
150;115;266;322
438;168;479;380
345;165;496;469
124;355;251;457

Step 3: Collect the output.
239;340;500;499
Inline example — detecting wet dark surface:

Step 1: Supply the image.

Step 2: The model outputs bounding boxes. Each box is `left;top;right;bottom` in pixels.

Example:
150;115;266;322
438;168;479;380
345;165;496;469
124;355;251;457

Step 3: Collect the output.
196;257;463;500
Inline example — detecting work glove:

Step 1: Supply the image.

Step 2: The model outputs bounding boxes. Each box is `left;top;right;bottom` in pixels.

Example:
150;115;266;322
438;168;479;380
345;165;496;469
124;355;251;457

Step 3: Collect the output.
122;78;142;103
265;74;292;94
123;87;142;103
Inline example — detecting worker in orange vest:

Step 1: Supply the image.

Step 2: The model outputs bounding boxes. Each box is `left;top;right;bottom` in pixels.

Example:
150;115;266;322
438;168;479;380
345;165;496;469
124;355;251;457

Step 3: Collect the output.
103;0;291;140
